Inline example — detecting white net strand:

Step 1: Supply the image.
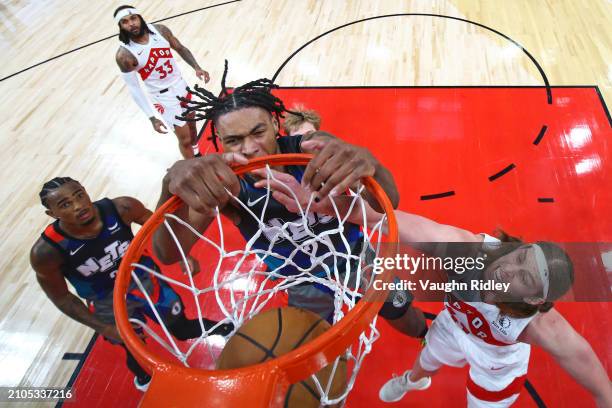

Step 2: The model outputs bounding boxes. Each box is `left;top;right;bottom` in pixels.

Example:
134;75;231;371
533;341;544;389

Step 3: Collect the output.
127;164;389;405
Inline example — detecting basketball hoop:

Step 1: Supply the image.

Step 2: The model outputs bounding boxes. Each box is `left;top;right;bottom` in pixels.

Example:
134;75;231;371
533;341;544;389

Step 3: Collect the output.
114;153;398;407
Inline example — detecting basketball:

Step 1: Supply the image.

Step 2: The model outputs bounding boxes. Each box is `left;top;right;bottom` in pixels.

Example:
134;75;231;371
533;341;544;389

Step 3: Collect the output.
217;307;347;407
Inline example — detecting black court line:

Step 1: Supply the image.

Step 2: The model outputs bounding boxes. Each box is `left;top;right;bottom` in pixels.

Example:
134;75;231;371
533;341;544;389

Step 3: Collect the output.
538;198;555;203
524;379;548;408
55;333;99;408
0;0;240;83
420;191;456;201
488;163;516;182
272;13;553;104
533;125;548;145
276;85;591;90
62;352;84;361
594;86;612;127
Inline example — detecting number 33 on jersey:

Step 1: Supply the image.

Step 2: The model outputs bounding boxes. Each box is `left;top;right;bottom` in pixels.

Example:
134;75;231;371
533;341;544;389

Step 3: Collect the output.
120;24;182;92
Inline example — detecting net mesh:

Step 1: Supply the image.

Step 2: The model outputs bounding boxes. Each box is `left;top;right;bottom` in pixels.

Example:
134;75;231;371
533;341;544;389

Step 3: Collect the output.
125;164;388;406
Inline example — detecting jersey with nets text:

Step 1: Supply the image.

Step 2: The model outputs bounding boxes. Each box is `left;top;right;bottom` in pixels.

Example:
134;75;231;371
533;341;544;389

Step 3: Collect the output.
236;135;363;278
41;198;156;301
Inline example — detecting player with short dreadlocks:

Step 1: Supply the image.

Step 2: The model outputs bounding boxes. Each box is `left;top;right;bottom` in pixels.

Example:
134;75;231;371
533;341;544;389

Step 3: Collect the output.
31;177;233;391
177;60;299;150
154;64;426;336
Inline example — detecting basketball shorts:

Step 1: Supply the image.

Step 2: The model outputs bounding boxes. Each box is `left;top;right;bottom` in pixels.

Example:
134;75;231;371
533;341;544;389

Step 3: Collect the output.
149;78;192;129
419;309;530;407
89;273;184;329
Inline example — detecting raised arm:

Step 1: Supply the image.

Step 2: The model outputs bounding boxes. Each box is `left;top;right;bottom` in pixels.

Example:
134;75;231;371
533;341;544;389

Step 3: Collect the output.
519;309;612;407
152;154;246;264
113;196;153;226
300;131;400;211
155;24;209;83
30;240;122;342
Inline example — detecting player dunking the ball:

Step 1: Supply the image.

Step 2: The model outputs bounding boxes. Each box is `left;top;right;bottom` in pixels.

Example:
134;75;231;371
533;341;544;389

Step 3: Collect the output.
114;5;210;158
30;178;232;391
152;62;427;338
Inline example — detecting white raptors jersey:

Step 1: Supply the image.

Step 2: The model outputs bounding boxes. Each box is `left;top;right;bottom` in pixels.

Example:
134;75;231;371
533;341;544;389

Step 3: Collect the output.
444;234;536;346
445;297;536;346
120;24;183;92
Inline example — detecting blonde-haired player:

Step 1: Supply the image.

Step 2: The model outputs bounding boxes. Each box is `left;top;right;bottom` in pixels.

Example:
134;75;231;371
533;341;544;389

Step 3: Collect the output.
283;105;321;136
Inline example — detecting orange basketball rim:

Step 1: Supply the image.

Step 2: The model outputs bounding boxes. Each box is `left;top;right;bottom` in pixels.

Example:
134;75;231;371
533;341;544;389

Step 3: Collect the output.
113;153;399;407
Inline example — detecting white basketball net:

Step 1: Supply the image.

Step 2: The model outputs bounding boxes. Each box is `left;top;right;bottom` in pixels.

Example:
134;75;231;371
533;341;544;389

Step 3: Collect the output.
126;164;388;406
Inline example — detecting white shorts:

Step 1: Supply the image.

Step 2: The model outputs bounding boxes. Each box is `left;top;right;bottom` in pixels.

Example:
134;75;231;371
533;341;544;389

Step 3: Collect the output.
149;79;191;129
419;309;530;407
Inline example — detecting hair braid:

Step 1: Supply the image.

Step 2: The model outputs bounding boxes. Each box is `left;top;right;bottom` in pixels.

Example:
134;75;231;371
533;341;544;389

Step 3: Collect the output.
177;60;298;150
39;177;79;208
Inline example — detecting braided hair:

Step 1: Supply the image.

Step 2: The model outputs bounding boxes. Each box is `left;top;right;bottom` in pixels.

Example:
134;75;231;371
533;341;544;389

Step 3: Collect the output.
39;177;78;208
177;60;301;150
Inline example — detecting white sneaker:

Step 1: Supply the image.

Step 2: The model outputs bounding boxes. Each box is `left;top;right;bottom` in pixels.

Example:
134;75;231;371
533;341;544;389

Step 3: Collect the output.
379;370;431;402
134;375;151;392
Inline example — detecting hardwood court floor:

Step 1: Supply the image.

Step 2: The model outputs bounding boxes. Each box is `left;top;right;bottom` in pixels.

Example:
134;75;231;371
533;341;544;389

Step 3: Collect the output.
0;0;610;406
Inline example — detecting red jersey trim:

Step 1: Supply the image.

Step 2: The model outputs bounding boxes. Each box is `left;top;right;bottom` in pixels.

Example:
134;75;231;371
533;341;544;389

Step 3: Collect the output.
467;374;526;402
44;224;64;243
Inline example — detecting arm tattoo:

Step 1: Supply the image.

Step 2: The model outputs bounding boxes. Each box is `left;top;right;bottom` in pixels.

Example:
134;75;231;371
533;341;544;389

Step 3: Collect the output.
116;49;137;73
176;47;201;70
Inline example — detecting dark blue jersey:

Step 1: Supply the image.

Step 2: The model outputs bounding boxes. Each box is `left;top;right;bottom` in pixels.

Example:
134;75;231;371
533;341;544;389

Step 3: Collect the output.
236;135;362;277
41;198;155;301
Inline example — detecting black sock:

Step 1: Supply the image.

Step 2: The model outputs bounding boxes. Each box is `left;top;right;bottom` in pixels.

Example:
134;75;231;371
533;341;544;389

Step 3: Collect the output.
121;344;150;380
168;314;234;340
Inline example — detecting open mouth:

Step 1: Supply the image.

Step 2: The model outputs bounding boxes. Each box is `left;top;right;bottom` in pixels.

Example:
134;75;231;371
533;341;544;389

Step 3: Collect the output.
77;209;91;221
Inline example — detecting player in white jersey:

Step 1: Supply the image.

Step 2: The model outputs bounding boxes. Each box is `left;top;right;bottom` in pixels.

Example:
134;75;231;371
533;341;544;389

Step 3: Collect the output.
372;213;612;407
113;5;210;158
264;165;612;407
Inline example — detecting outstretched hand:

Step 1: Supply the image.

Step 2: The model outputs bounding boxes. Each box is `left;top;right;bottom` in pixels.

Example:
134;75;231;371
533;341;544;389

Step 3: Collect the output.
301;138;378;199
195;68;210;83
164;153;248;215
